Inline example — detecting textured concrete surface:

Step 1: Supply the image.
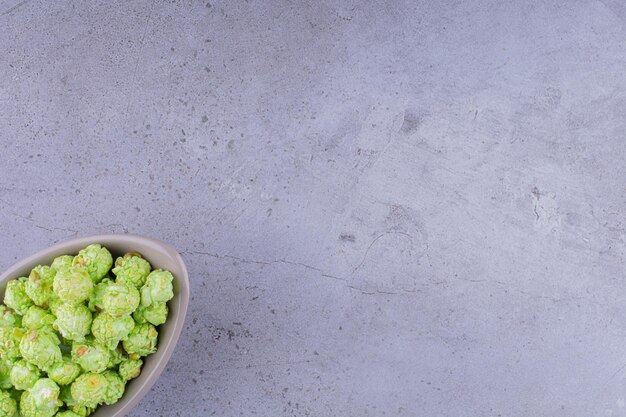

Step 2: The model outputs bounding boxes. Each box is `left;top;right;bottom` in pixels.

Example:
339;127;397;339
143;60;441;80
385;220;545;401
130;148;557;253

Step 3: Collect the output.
1;0;625;416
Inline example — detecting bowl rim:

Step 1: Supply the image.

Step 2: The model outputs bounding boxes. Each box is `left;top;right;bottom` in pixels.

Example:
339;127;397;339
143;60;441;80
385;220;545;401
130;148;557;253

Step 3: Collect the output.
0;234;190;417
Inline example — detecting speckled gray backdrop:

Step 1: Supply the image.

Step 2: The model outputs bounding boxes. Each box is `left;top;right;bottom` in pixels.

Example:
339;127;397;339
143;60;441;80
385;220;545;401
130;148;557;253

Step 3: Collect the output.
1;0;626;416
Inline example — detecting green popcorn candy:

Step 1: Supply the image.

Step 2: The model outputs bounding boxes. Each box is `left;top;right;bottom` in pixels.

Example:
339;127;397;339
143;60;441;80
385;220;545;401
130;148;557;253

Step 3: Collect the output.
91;313;134;350
0;389;16;417
48;355;80;386
38;325;60;344
73;244;112;284
102;282;140;317
131;306;146;324
53;266;93;305
87;278;113;312
122;323;157;356
19;328;62;372
20;379;61;417
4;278;33;315
101;370;124;405
47;296;63;316
22;306;55;330
118;358;142;382
31;378;61;405
53;304;92;342
60;385;94;417
112;253;151;288
19;391;36;417
107;345;127;368
71;339;110;373
0;327;24;361
56;411;83;417
140;270;174;306
9;359;40;390
0;328;22;362
70;372;108;408
25;265;56;307
0;358;13;390
68;405;94;417
50;255;73;272
133;302;168;326
0;306;21;328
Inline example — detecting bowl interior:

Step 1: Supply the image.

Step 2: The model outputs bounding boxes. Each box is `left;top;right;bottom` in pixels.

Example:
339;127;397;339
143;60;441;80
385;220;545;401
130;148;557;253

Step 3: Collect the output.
0;234;190;417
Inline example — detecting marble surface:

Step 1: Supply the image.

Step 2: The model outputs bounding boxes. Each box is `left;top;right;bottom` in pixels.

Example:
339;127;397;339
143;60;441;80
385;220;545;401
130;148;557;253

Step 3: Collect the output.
1;0;626;416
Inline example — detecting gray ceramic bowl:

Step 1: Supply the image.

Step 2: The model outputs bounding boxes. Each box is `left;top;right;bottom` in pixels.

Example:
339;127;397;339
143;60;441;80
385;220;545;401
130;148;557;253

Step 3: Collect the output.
0;234;190;417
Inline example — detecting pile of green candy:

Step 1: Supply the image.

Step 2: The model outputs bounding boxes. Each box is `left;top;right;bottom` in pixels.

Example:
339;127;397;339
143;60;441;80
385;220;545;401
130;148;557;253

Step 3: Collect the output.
0;244;174;417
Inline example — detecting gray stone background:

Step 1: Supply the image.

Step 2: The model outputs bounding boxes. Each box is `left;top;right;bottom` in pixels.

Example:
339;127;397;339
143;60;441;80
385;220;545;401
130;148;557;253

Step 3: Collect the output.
1;0;625;416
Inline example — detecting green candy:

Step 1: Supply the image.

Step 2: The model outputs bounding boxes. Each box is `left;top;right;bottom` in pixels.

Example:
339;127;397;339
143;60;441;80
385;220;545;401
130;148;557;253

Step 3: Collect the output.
0;359;13;390
0;306;21;328
53;304;92;342
122;323;157;356
60;385;94;417
37;326;60;343
50;255;73;272
68;405;93;417
0;327;23;361
87;278;113;312
0;243;174;414
0;389;16;417
102;370;125;405
31;378;61;405
53;266;93;305
101;282;140;317
107;345;127;368
133;302;168;326
25;265;56;307
118;358;142;382
47;296;63;316
20;379;61;417
140;270;174;307
22;306;55;330
73;244;112;284
56;411;83;417
3;278;33;315
19;391;35;417
112;253;151;288
48;354;80;386
19;328;61;372
70;373;108;408
9;359;40;390
71;339;110;373
91;313;134;350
